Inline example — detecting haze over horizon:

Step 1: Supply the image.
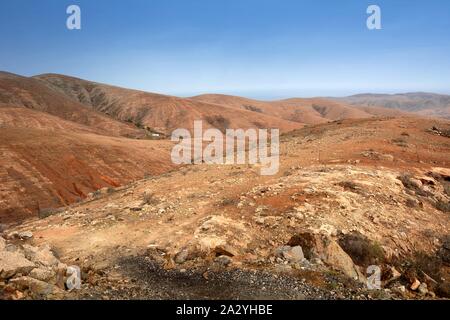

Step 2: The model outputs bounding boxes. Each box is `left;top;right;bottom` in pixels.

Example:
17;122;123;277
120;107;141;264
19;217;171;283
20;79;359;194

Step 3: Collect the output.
1;0;449;98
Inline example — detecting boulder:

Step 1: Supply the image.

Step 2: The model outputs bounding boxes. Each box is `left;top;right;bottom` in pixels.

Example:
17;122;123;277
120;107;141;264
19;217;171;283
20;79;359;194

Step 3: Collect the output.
288;232;364;282
288;246;305;263
29;267;57;282
275;245;305;263
10;276;63;296
410;278;421;291
18;231;33;240
215;255;232;266
174;249;189;264
22;244;59;267
0;251;35;279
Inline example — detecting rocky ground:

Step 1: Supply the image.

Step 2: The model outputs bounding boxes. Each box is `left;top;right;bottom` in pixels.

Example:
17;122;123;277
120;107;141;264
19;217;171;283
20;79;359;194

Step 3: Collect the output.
1;117;449;300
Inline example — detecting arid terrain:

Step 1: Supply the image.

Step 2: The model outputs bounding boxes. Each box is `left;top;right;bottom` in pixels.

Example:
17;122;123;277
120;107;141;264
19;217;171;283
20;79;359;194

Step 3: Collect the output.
1;72;449;300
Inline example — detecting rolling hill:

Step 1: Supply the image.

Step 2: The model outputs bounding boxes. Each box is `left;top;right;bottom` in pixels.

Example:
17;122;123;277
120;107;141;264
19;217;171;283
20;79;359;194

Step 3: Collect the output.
192;94;411;124
0;72;145;138
337;92;450;119
34;74;302;134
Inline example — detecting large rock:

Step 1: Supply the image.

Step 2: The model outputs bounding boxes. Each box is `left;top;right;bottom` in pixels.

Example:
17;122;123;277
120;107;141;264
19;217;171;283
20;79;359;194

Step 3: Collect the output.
29;267;57;282
22;244;59;267
0;251;35;279
18;231;33;240
10;276;63;296
174;249;189;264
215;255;233;266
274;245;305;263
439;236;450;265
288;232;364;282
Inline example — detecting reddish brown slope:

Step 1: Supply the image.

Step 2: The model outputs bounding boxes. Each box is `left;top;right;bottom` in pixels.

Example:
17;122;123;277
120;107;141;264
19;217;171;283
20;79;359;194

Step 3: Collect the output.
0;126;175;224
0;72;145;138
192;94;412;124
0;106;105;135
34;74;302;134
0;73;177;223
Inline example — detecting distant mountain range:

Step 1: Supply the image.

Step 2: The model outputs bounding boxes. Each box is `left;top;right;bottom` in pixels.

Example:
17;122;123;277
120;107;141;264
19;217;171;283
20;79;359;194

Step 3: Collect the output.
335;92;450;119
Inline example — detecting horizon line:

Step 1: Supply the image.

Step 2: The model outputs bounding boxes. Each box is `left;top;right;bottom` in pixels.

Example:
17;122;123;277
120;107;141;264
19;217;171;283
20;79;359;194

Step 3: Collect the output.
3;70;450;101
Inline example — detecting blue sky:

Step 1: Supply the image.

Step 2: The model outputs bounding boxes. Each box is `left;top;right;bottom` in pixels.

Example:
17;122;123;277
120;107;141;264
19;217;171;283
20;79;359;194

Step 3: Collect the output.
0;0;449;98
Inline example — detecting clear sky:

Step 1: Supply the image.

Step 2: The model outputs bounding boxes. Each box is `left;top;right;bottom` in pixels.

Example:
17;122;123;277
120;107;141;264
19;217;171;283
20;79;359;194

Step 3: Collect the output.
0;0;449;98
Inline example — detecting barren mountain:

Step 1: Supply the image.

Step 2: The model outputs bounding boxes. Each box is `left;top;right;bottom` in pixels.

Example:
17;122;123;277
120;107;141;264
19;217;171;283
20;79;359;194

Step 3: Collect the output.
192;94;411;124
0;72;180;223
34;74;302;134
337;92;450;119
0;72;145;138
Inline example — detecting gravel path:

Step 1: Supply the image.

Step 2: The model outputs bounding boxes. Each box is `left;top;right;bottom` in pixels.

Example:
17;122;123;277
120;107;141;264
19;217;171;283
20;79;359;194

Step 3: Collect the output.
74;256;374;300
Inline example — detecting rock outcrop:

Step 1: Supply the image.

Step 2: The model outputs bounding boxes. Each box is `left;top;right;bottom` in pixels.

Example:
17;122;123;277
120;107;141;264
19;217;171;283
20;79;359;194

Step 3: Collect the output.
0;235;73;299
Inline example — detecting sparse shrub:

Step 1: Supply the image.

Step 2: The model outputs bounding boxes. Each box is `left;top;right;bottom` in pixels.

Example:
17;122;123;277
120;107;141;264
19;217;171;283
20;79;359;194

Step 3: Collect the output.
439;235;450;265
444;183;450;197
442;129;450;138
106;187;114;193
38;207;63;219
404;251;443;287
390;250;447;297
142;192;158;205
412;252;442;278
220;198;238;207
436;282;450;298
434;199;450;213
397;173;432;197
427;172;450;196
92;190;102;198
337;181;365;195
243;105;263;113
91;187;114;199
392;137;408;147
252;121;264;128
205;115;230;133
338;232;385;268
406;198;423;209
